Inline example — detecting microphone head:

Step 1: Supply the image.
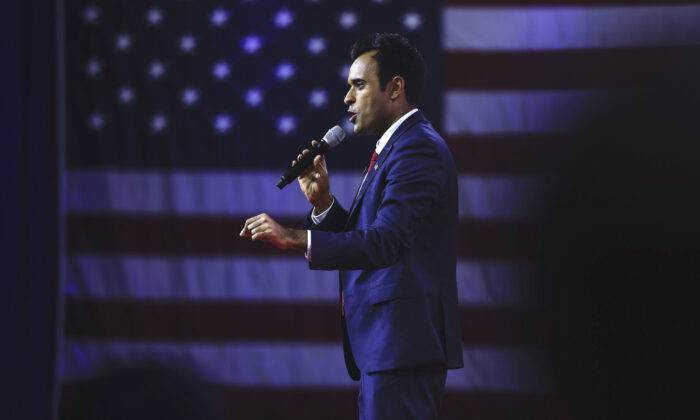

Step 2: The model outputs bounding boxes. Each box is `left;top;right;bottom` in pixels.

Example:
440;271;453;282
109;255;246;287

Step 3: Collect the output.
322;125;346;148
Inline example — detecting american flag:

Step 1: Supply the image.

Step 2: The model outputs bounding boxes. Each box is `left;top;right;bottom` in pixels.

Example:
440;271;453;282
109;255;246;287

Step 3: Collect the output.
59;0;700;418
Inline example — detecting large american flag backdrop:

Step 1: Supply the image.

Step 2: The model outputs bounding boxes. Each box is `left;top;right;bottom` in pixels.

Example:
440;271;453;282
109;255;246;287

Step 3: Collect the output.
58;0;700;418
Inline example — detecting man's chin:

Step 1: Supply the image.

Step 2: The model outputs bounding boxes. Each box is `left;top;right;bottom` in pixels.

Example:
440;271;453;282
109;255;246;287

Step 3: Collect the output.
353;124;370;136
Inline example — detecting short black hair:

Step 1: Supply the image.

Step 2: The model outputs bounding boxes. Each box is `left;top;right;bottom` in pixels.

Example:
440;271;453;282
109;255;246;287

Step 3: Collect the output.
350;33;425;106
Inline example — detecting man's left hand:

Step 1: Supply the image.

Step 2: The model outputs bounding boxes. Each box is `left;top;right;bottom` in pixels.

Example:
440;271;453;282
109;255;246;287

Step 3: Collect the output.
239;213;307;251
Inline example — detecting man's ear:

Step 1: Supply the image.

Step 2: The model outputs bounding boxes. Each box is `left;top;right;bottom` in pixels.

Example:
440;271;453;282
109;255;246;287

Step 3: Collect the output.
388;76;404;100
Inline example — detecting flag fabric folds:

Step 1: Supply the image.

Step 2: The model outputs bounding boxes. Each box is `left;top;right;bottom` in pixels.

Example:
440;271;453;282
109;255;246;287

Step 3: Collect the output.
59;0;700;418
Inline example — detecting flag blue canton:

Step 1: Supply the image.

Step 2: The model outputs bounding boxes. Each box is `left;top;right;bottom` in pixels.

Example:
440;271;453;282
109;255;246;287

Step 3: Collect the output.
67;0;441;169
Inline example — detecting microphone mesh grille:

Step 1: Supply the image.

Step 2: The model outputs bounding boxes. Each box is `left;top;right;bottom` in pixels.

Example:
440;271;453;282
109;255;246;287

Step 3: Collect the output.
323;125;346;148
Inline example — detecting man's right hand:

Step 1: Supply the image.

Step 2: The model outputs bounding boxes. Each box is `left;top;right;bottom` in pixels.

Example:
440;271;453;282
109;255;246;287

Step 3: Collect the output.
295;140;333;213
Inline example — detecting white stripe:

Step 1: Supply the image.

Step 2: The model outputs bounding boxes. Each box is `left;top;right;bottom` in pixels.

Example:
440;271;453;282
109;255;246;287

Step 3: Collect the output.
65;256;536;307
457;260;536;306
459;176;545;218
61;341;553;392
64;256;339;302
445;90;603;135
65;170;356;217
444;5;700;51
66;170;544;219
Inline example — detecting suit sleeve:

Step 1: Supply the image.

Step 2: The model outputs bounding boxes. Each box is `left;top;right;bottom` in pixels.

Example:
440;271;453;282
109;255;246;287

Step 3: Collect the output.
309;138;446;270
302;197;349;232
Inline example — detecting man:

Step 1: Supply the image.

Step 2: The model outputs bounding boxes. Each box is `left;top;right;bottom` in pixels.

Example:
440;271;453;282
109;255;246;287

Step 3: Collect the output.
240;33;463;419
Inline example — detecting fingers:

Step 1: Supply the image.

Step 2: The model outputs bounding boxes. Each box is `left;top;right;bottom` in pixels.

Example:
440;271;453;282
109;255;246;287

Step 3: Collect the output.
313;155;328;175
248;218;266;232
297;155;327;181
311;140;319;147
239;213;268;237
292;148;313;167
239;221;251;237
251;228;270;241
298;159;317;178
240;213;294;250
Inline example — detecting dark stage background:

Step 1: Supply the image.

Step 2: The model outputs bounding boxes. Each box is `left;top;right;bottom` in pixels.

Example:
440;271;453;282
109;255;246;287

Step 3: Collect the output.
3;0;700;419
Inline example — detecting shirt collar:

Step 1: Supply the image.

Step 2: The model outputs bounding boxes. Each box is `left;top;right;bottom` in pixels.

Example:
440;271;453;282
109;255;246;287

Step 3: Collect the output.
375;108;419;154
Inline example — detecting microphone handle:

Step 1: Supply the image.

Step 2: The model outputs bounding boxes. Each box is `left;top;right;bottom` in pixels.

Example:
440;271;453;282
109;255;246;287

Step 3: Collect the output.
276;142;328;189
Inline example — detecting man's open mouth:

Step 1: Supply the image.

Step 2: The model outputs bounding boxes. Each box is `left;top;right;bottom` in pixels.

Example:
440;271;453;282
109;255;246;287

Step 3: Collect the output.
348;112;357;124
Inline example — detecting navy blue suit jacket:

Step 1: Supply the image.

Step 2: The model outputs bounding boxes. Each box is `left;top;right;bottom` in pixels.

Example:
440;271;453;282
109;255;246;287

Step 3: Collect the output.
304;111;463;380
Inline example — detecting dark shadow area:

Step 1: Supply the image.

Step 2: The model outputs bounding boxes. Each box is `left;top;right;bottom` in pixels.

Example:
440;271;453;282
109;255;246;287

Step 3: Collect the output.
536;85;700;419
59;360;227;420
1;0;58;419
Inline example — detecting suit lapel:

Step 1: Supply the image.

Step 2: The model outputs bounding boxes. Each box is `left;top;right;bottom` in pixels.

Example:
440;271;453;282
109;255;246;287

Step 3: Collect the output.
346;111;426;221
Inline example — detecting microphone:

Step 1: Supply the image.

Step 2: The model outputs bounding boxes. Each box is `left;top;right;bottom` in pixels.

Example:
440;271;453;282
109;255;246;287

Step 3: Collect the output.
276;125;346;189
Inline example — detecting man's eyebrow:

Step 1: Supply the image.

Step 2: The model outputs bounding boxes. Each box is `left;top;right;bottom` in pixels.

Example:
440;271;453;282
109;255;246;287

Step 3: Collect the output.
350;78;365;85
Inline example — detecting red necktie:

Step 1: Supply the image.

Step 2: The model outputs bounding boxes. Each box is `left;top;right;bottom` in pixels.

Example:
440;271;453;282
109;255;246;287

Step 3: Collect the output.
367;150;378;174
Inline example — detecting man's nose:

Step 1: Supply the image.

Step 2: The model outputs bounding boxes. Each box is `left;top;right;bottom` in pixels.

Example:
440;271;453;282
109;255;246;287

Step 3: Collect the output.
344;89;354;105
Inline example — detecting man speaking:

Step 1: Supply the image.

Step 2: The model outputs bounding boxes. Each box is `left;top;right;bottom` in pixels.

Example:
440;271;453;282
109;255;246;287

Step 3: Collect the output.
240;33;463;419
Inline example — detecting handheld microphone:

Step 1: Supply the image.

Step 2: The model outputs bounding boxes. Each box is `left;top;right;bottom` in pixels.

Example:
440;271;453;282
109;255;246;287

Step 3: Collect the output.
276;125;346;189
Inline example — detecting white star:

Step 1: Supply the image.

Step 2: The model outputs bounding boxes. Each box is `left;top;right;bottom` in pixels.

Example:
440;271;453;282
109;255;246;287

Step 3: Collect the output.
242;35;262;54
277;115;297;135
151;113;167;132
147;8;163;25
88;112;104;130
210;8;230;27
84;5;99;23
181;88;200;106
118;86;135;104
308;89;328;108
339;63;350;81
339;11;358;29
244;88;263;108
149;61;165;79
214;114;234;133
402;12;423;31
212;61;231;80
274;9;294;28
179;35;197;53
115;34;131;51
86;59;101;77
306;36;327;55
276;62;295;81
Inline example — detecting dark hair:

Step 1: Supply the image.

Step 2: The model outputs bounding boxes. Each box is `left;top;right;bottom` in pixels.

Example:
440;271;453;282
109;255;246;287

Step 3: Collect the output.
350;33;425;106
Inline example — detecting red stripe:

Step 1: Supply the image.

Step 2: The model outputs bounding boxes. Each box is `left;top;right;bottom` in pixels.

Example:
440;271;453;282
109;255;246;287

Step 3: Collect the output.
65;213;288;257
446;133;586;174
60;383;567;419
446;46;700;90
66;213;537;259
460;220;536;259
63;298;548;346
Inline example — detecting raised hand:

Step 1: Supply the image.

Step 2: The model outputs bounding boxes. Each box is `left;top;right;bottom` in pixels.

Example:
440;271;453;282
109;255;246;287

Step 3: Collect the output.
239;213;306;251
